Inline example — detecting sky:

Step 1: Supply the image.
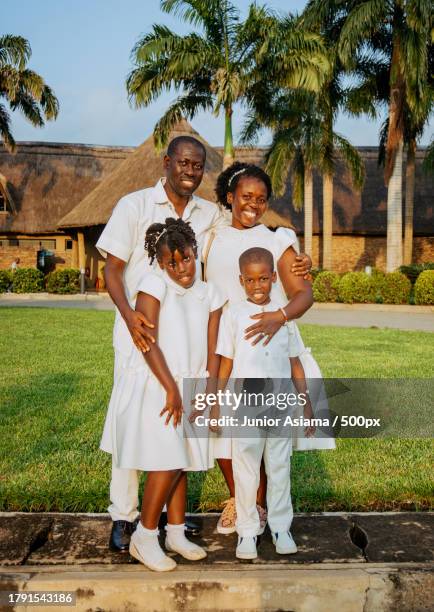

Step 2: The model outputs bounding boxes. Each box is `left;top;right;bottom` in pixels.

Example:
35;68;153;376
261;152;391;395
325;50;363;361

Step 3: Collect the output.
3;0;433;148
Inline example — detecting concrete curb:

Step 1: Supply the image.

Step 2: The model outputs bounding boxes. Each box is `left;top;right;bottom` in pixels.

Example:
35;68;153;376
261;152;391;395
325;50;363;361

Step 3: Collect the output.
1;563;433;612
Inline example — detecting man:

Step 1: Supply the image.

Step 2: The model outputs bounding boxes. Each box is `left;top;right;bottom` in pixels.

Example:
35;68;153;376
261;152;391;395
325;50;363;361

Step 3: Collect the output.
97;135;310;552
97;136;226;552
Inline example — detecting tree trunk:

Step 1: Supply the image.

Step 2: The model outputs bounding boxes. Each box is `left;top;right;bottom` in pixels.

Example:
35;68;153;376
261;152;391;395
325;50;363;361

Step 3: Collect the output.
223;106;234;169
304;166;313;257
386;139;403;271
403;139;416;265
322;173;333;270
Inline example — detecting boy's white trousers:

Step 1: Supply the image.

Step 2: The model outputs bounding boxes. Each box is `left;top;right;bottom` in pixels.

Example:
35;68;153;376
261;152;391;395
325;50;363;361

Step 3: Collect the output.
232;434;293;537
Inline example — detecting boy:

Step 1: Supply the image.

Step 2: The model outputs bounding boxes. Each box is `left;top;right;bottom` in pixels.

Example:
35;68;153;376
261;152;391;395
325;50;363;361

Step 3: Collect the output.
215;247;315;560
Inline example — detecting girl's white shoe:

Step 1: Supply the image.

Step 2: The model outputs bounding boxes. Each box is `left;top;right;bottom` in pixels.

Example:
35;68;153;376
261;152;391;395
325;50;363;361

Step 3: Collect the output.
271;531;297;554
236;536;258;560
165;523;207;561
129;524;177;572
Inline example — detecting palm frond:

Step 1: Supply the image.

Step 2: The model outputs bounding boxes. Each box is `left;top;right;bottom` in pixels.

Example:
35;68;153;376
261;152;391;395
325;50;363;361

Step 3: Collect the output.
264;129;297;197
153;92;213;150
337;0;387;65
334;132;365;189
0;102;15;150
0;35;31;69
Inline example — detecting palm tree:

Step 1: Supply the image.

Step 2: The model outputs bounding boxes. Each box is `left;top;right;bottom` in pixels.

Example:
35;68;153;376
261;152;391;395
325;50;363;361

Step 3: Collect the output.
335;0;432;271
299;6;366;270
0;35;58;151
126;0;329;167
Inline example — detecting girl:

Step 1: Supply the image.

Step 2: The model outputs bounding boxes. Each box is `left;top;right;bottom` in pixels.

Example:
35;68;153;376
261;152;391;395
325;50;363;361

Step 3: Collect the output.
100;217;224;571
203;162;334;534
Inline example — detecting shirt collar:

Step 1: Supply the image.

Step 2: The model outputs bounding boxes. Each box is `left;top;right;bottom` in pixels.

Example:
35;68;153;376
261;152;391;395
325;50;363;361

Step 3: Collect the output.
161;269;206;299
152;178;200;215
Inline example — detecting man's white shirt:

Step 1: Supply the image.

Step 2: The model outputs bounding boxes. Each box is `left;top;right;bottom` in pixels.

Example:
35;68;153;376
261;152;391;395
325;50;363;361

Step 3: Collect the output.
96;178;228;355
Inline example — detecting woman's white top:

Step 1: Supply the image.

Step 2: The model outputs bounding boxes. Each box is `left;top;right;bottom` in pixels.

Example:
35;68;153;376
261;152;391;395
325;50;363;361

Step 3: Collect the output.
204;224;299;306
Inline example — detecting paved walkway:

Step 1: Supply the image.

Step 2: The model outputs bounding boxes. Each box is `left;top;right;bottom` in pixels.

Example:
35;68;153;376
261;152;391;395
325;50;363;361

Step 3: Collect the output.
1;294;433;331
0;513;432;611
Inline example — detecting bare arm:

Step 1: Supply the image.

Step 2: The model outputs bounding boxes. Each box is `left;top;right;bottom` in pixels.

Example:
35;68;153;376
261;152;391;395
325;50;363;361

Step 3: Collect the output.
205;307;222;393
104;253;155;352
135;291;182;427
290;356;315;437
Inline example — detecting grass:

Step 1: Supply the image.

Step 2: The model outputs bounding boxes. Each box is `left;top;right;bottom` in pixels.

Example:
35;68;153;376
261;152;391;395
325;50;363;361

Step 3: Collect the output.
0;307;433;513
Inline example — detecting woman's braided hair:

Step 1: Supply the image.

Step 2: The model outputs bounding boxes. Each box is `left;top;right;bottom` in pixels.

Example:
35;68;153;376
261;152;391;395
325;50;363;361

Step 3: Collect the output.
145;217;198;264
215;161;272;210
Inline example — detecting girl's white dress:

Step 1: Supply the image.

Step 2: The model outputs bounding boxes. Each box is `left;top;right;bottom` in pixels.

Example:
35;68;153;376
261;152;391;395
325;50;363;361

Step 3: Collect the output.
203;223;335;456
100;270;224;471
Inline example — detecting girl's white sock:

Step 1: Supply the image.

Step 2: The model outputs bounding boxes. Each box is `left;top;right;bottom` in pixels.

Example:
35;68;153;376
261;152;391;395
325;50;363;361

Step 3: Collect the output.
134;521;169;564
165;523;207;560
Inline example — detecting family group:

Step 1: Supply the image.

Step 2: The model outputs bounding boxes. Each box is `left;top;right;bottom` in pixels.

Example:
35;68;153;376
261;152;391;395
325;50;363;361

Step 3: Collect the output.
97;135;333;571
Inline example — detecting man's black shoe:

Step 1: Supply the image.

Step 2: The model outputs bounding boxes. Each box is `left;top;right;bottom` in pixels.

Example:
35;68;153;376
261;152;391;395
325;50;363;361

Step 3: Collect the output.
158;512;201;536
109;520;135;553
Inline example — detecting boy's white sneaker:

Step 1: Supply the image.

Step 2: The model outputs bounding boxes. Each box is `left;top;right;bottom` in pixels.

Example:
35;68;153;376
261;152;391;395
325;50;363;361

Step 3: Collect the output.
129;530;177;572
236;536;258;560
272;531;297;555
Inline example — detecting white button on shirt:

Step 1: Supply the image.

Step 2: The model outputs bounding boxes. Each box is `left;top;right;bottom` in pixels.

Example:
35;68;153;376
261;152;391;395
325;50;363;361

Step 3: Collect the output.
216;298;303;379
96;178;228;354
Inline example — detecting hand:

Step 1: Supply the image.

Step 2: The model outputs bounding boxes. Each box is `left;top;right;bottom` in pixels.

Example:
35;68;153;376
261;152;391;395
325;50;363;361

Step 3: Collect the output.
291;253;312;280
244;310;285;346
303;396;316;438
160;387;183;427
125;309;155;353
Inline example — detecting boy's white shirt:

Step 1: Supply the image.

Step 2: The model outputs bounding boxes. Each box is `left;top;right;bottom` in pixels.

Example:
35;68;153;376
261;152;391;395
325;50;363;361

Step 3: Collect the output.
216;298;303;379
95;178;228;355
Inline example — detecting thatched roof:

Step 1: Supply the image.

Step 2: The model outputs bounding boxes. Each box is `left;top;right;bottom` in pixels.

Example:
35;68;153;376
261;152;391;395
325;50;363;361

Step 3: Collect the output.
58;120;223;229
0;142;131;234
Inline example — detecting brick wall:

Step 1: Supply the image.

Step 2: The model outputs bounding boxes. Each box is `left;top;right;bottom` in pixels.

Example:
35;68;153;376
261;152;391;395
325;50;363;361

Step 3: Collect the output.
0;236;75;272
300;236;434;272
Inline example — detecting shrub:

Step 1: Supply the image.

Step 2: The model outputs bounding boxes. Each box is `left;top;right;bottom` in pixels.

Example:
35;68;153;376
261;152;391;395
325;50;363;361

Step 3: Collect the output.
310;268;322;282
370;267;385;282
0;270;12;293
338;272;377;304
46;268;80;294
313;271;340;302
12;268;44;293
379;272;411;304
414;270;434;305
399;263;434;285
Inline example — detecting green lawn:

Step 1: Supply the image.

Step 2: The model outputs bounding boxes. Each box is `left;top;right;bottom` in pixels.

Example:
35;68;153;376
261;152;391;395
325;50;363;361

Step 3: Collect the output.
0;307;433;513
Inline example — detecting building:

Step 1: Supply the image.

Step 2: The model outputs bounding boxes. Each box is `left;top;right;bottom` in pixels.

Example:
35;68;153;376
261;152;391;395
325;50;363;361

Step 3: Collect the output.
0;121;433;280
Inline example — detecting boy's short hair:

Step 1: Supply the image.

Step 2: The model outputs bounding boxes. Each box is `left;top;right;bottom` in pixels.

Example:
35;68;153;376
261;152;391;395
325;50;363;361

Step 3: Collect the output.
239;247;274;272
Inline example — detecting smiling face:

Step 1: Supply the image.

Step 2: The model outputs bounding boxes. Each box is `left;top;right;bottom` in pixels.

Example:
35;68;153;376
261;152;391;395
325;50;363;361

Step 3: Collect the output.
227;176;269;229
239;260;276;305
163;142;205;198
158;244;196;288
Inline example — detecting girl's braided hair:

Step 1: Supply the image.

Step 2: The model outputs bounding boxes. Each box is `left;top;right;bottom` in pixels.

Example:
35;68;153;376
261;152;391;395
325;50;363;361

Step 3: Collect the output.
215;161;272;210
145;217;198;264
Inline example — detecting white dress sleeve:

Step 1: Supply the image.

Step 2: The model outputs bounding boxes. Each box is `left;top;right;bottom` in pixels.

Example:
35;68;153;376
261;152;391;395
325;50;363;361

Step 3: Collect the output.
206;281;227;313
136;272;167;303
96;196;139;262
216;308;235;359
274;227;300;260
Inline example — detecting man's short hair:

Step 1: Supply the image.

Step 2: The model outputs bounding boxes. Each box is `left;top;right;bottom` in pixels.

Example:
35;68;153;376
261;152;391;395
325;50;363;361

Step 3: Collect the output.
167;136;206;159
239;247;274;272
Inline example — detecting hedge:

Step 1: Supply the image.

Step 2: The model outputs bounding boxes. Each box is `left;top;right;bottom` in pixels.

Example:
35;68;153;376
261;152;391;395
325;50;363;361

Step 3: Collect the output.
0;270;12;293
46;268;80;294
379;272;412;304
338;272;377;304
414;270;434;305
12;268;44;293
313;271;341;302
